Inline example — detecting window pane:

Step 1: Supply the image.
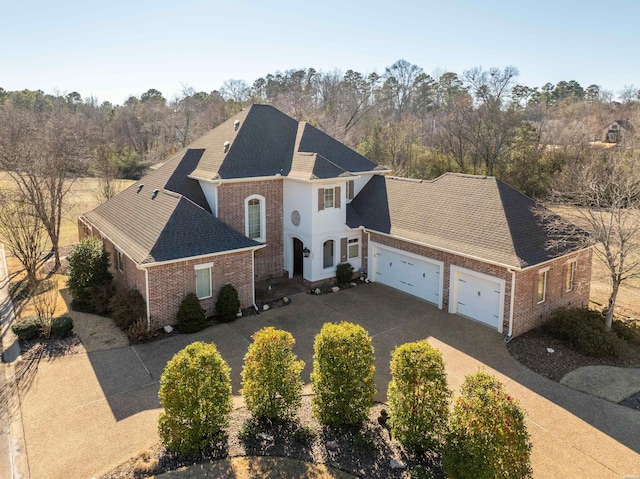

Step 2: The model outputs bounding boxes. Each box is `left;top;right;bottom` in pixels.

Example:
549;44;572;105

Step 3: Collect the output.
196;267;211;299
248;199;261;239
537;271;546;302
324;188;334;208
566;262;576;291
348;239;359;258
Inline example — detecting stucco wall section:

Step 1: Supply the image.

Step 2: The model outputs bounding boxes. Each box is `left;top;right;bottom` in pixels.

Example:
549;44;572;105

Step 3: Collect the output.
217;180;284;281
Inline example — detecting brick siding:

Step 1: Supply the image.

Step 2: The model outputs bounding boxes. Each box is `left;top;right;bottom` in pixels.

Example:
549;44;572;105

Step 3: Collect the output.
217;180;284;281
365;232;591;337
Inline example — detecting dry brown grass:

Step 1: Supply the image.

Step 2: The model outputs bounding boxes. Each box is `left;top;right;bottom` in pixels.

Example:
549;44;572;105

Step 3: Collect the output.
552;205;640;318
2;175;134;320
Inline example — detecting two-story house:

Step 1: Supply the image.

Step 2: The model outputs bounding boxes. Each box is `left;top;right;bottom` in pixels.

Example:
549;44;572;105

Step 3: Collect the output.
79;104;592;338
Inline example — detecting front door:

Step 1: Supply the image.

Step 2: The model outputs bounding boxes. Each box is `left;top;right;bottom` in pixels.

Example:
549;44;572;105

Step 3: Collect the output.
293;238;303;276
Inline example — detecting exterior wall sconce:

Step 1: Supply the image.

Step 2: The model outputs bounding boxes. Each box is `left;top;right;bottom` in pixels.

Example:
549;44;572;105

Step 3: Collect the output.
302;247;310;258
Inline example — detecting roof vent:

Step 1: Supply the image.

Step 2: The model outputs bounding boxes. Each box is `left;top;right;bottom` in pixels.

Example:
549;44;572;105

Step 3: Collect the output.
137;184;144;193
234;119;240;130
152;189;159;199
223;141;230;153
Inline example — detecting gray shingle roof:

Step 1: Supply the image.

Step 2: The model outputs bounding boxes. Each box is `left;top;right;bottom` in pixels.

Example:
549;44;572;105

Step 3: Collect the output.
189;104;384;180
347;173;587;269
84;151;259;265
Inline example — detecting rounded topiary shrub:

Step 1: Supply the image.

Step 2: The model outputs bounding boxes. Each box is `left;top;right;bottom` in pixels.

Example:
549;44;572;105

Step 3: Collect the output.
109;287;147;330
11;315;42;340
336;262;354;285
444;371;532;479
215;283;240;323
158;341;233;455
176;293;207;333
50;316;74;338
311;321;376;426
241;327;304;421
388;340;451;453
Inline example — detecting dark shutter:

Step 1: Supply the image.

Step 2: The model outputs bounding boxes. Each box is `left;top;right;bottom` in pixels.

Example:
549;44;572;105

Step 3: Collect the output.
340;237;348;262
318;188;324;211
348;180;354;199
335;186;341;208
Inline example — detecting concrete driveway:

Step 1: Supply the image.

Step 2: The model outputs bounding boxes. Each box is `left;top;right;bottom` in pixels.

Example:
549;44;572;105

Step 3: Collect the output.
7;283;640;479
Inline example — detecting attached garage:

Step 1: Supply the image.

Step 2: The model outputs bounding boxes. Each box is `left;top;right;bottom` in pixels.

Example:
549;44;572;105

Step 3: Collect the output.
371;243;442;307
449;266;504;331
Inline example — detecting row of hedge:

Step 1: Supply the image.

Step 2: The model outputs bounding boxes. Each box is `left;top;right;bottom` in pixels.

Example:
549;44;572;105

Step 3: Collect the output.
12;315;74;340
158;322;532;478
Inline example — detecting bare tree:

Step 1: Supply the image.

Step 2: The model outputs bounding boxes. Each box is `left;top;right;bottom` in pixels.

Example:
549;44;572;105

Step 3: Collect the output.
550;147;640;330
0;100;87;270
0;192;49;288
32;275;59;338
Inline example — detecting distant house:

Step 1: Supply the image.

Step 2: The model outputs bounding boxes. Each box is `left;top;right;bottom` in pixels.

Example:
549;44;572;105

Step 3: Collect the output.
602;120;634;143
79;104;592;338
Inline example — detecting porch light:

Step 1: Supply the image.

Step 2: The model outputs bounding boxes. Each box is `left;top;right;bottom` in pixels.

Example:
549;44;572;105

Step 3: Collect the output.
302;247;310;258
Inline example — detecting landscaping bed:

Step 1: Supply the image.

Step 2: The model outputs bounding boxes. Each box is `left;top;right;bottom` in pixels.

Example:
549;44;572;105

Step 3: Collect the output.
100;396;443;479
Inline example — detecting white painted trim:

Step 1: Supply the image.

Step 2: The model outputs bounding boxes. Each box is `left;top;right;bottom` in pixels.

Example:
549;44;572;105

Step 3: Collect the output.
195;265;213;299
536;268;549;304
347;237;360;260
322;237;338;270
188;174;282;184
449;265;505;333
139;244;266;268
144;268;151;330
508;268;516;337
518;246;592;272
244;194;266;243
565;258;577;292
194;262;214;270
370;242;444;310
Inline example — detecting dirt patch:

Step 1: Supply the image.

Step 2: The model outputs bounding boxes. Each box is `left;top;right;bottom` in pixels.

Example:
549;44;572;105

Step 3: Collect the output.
60;288;129;352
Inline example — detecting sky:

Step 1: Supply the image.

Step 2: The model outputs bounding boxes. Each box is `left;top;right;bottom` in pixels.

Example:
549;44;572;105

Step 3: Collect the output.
3;0;639;105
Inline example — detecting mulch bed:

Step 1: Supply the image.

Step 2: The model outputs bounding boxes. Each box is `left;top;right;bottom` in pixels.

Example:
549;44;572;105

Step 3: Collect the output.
19;334;85;359
100;396;444;479
507;328;640;411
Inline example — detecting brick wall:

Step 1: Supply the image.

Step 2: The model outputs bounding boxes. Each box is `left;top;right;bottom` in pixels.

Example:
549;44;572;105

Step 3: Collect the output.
217;180;284;281
146;250;254;328
511;248;592;336
365;232;592;337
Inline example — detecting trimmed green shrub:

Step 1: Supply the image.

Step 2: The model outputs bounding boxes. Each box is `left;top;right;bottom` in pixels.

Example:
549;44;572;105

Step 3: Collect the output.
11;315;42;340
215;283;240;323
158;341;233;455
109;287;147;330
612;319;640;346
388;340;451;453
311;321;376;426
67;237;113;313
176;293;207;333
241;327;304;421
444;371;532;479
50;316;74;338
543;308;621;357
336;262;354;285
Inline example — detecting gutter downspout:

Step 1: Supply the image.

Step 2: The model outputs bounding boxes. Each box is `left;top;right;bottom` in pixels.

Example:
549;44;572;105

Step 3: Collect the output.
144;267;151;331
252;248;258;312
506;268;516;340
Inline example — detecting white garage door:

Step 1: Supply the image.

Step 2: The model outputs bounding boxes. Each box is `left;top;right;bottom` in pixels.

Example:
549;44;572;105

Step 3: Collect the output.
373;244;441;306
452;268;503;329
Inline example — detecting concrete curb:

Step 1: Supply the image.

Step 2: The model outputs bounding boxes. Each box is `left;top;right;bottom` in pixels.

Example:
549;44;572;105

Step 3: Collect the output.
0;243;31;479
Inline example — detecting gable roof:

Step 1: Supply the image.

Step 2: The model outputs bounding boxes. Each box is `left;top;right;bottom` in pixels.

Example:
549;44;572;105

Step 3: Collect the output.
188;104;385;180
347;173;588;269
83;151;260;266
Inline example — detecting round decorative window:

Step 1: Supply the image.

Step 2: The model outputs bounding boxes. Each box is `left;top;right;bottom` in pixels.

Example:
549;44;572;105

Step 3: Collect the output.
291;210;301;226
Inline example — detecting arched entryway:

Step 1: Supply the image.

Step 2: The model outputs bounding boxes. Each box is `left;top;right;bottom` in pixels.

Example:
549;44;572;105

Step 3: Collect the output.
292;237;304;277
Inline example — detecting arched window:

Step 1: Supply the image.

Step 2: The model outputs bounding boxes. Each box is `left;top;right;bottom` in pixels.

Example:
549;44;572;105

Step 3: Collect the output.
245;195;266;242
323;240;334;269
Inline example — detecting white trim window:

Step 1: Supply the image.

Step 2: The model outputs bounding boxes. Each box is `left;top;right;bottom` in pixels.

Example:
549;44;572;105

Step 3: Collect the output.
348;238;359;259
116;250;124;273
565;260;576;292
537;267;549;303
245;194;266;242
195;263;213;299
324;188;334;209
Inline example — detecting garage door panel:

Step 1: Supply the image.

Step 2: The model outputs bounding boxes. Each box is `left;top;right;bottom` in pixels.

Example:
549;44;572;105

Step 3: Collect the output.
454;269;502;329
373;244;441;306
